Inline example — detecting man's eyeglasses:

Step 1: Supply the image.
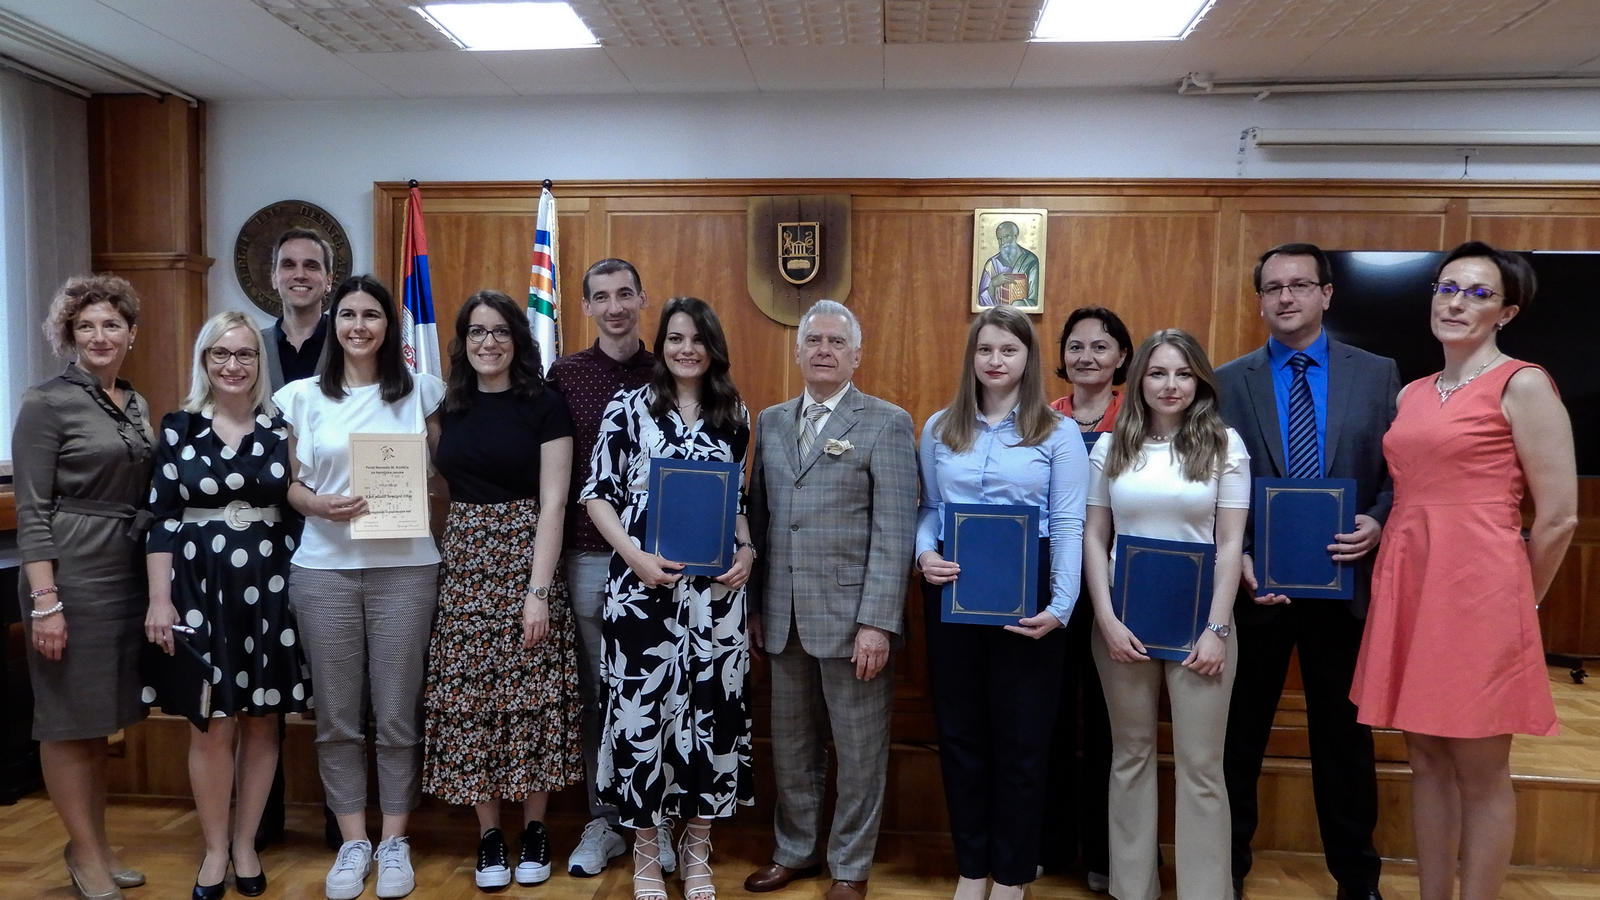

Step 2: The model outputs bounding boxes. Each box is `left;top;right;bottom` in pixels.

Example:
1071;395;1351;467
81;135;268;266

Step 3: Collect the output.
1258;280;1325;299
1431;282;1500;303
206;347;259;366
466;326;514;344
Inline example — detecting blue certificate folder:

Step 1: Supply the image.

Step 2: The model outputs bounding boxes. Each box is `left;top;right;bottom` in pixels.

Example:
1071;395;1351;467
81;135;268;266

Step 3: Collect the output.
1112;535;1214;662
1254;477;1356;600
940;503;1040;625
643;457;741;577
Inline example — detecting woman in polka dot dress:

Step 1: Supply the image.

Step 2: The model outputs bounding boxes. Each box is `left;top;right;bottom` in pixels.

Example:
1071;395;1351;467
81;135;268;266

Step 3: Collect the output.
143;311;309;897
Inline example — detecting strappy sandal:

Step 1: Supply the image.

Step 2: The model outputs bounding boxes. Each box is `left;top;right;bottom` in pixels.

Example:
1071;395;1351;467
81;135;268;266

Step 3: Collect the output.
632;832;668;900
678;821;716;900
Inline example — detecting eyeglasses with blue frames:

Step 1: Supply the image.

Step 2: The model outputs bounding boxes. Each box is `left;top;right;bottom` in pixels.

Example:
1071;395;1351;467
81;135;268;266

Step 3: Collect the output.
466;325;514;344
1431;282;1501;303
1258;280;1325;299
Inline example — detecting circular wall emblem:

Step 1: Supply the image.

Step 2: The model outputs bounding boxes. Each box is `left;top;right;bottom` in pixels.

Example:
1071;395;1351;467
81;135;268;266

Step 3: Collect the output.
233;200;354;317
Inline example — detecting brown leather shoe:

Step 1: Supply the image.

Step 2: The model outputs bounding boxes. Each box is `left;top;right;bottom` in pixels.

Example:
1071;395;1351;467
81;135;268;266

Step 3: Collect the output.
825;880;868;900
743;862;823;892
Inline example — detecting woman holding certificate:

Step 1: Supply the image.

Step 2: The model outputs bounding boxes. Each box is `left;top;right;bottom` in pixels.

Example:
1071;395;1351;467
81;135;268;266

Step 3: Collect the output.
142;312;309;899
1351;242;1577;900
423;291;583;891
1082;328;1249;900
581;296;754;900
274;274;445;900
914;305;1088;900
15;275;153;900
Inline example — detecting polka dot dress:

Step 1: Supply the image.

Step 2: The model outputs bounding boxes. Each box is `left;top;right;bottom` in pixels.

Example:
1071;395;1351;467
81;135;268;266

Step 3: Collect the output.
143;409;311;718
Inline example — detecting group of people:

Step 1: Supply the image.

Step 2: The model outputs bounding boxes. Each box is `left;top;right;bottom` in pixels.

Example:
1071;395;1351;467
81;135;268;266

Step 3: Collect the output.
12;233;1576;900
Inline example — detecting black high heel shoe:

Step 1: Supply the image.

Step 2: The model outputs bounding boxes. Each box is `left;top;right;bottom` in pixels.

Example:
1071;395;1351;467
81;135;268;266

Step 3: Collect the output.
190;873;225;900
230;844;266;897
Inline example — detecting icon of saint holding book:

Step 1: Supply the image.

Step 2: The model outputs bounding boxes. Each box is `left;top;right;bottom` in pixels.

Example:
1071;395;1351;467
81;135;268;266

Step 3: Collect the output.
976;220;1041;309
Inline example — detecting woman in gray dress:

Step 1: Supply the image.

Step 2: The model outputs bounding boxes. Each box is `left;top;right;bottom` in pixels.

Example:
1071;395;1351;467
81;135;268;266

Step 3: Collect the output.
14;275;154;900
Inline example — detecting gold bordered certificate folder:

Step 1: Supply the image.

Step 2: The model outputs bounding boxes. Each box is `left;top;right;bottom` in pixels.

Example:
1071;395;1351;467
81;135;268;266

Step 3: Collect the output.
644;457;741;577
941;502;1040;625
1254;477;1356;600
1112;535;1213;662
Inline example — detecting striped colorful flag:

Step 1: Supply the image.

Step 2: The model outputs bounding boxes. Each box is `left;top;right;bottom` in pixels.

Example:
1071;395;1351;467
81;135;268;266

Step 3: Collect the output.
401;184;441;378
528;185;560;374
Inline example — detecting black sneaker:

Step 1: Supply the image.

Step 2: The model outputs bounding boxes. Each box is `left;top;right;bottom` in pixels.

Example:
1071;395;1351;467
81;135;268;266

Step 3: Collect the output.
516;821;552;886
476;828;511;891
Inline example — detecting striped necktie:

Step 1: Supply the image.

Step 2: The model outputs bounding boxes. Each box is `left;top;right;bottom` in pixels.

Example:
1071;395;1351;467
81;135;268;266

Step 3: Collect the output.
1286;352;1320;479
798;402;828;459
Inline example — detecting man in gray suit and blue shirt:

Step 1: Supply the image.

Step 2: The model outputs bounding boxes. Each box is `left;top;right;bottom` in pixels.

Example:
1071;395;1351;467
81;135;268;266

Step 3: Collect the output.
744;300;918;900
1219;243;1399;900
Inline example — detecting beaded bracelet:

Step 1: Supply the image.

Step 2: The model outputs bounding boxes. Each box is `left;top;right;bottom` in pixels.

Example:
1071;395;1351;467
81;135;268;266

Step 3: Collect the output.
29;601;64;619
29;585;58;600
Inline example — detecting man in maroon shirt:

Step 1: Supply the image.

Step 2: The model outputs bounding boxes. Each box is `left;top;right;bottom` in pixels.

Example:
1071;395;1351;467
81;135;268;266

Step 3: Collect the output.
544;258;659;877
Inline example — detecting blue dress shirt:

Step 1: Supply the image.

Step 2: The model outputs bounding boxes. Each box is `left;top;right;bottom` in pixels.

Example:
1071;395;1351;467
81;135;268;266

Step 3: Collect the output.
1268;330;1329;476
915;408;1088;623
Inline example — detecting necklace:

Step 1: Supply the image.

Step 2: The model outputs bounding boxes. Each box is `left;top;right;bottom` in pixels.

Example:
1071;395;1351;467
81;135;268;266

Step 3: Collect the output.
1147;431;1173;442
1435;353;1500;404
1072;407;1107;429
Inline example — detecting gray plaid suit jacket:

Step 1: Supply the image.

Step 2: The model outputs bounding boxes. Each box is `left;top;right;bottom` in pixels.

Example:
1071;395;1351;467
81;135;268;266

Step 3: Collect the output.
748;385;919;658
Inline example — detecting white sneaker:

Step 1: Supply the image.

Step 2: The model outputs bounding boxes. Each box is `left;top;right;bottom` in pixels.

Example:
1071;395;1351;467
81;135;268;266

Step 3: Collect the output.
325;839;372;900
566;817;626;877
374;835;416;898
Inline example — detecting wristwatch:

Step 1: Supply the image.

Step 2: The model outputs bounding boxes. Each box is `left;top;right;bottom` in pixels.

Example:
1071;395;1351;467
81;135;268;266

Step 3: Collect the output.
527;585;552;601
1205;621;1231;638
734;539;758;558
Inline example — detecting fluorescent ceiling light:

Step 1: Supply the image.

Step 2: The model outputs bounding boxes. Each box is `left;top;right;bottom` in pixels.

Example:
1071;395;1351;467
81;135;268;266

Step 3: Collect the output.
1032;0;1215;42
417;2;597;50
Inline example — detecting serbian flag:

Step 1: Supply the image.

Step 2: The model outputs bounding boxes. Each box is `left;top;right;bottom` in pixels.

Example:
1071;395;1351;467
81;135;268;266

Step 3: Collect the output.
528;185;560;374
400;184;441;378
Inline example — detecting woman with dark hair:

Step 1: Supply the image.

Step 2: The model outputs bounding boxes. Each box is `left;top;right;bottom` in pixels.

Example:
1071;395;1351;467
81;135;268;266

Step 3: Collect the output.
422;291;583;891
1351;242;1577;900
1051;305;1134;433
1082;328;1249;900
15;275;152;899
143;311;309;900
273;274;446;900
581;296;754;900
914;305;1088;900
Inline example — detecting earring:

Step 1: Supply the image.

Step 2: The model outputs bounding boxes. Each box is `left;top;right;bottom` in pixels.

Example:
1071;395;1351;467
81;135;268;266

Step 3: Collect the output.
1495;322;1503;332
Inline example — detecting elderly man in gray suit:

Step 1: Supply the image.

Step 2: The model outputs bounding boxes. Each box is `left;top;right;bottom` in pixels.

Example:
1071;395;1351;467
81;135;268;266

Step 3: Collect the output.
744;300;918;900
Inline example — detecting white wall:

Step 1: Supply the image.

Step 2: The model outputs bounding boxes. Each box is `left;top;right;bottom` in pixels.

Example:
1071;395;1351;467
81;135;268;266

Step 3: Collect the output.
206;86;1600;317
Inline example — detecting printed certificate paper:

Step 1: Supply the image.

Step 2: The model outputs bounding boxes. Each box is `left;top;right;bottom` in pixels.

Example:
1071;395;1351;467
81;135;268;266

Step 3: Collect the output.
348;432;430;539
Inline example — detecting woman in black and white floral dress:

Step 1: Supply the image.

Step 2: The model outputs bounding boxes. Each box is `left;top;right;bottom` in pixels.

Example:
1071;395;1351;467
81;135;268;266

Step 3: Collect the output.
582;296;755;900
144;311;309;898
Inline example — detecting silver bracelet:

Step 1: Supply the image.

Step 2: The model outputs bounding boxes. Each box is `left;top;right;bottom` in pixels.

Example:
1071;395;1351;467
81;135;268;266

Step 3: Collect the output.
29;601;64;619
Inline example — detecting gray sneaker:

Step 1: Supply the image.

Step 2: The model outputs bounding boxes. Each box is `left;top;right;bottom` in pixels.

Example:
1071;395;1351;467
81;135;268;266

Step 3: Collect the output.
374;835;415;898
566;817;626;877
325;839;372;900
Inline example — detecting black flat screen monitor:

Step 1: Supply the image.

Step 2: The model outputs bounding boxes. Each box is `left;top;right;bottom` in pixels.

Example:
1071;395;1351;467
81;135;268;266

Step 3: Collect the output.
1323;250;1598;477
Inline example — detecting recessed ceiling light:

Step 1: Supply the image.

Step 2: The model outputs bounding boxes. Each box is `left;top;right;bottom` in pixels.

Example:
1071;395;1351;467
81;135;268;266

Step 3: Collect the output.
1031;0;1216;42
416;2;598;51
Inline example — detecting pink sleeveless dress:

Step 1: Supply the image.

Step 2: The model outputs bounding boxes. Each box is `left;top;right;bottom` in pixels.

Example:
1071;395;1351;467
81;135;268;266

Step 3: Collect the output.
1350;360;1557;738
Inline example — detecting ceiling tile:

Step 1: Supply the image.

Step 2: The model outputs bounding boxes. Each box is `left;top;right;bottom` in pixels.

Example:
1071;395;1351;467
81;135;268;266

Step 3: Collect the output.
337;50;515;98
1012;42;1170;89
884;42;1026;89
474;47;634;94
604;46;758;91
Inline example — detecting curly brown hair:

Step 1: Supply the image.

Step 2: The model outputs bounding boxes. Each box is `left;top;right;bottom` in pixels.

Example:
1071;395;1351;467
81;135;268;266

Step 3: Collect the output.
43;274;141;359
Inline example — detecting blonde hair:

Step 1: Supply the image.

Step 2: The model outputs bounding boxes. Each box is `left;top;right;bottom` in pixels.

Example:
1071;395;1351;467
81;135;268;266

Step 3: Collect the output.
935;305;1059;453
182;311;276;415
43;274;140;359
1104;329;1228;483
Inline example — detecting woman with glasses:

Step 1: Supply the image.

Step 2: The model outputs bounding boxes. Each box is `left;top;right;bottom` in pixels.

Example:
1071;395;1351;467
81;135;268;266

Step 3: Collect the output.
1351;242;1577;900
1082;329;1249;900
143;311;309;899
15;275;153;900
275;275;446;900
422;292;583;892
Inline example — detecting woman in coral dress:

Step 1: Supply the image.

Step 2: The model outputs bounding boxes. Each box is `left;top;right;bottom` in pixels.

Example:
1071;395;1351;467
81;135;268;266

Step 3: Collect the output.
1350;241;1578;900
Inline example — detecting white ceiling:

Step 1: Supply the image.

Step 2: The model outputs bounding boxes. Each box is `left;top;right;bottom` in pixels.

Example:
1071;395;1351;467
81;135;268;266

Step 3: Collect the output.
0;0;1596;101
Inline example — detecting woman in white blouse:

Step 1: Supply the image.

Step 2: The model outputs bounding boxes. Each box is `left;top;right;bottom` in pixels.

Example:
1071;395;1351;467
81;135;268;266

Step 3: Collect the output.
1082;328;1249;900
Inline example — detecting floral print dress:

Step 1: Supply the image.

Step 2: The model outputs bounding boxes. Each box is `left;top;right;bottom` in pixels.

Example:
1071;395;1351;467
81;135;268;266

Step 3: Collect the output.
579;385;753;829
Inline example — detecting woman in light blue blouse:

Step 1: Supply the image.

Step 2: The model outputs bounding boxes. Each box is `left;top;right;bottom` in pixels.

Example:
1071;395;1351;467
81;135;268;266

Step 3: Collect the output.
915;305;1089;900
